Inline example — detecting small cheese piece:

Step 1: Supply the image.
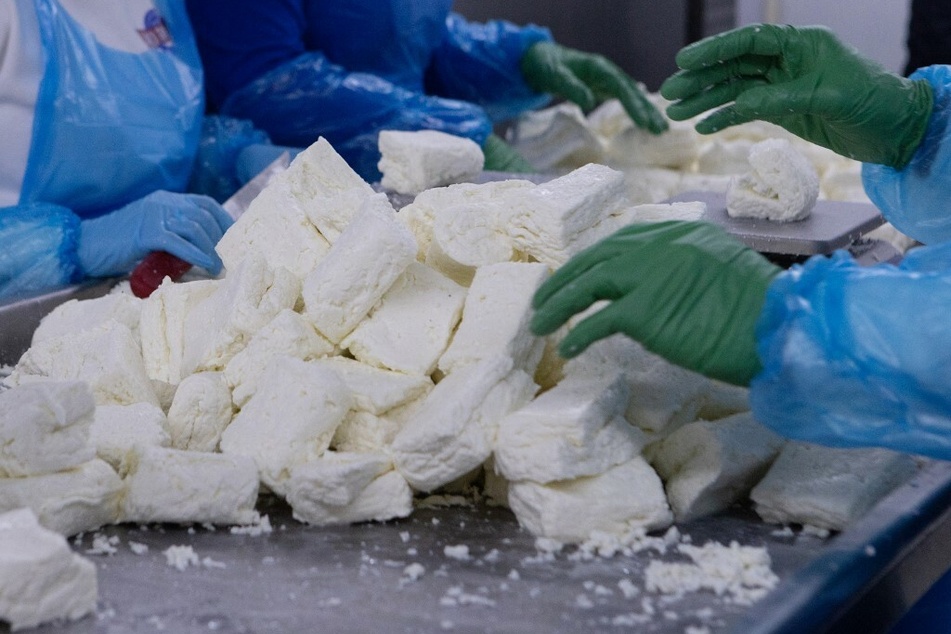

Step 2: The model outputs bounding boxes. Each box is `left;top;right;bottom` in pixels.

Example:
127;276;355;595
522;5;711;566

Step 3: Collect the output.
225;309;335;408
0;382;95;477
392;356;537;492
750;443;917;531
182;254;301;375
166;372;233;452
342;263;466;375
0;459;123;536
139;278;218;384
507;457;673;543
726;138;820;222
494;376;647;484
312;357;432;415
650;413;785;521
219;356;352;494
121;446;259;526
509;102;603;170
0;509;97;631
438;262;550;376
8;321;159;407
426;202;516;286
90;403;170;475
32;293;142;345
302;194;417;343
378;129;484;196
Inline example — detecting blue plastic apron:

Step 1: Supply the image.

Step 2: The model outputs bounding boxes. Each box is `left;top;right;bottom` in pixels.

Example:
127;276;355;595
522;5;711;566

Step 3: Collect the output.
19;0;203;217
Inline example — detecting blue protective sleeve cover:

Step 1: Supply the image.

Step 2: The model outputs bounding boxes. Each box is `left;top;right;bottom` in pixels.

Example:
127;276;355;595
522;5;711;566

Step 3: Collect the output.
862;65;951;245
751;244;951;459
188;115;272;202
0;204;82;301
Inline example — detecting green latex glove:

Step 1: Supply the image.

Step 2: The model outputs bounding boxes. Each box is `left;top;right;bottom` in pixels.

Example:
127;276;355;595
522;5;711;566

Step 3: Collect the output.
531;221;782;386
482;134;535;173
521;42;668;134
660;24;933;169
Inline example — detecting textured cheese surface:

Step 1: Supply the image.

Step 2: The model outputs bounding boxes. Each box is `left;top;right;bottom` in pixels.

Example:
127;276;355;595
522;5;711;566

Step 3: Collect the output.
288;465;412;526
90;402;170;475
219;357;352;493
0;508;97;631
726;138;820;222
438;262;550;376
427;202;515;286
507;457;673;543
331;410;404;454
302;194;417;343
312;357;432;415
378;129;484;196
121;446;259;526
0;459;123;536
750;443;918;530
651;413;785;521
166;372;233;453
32;294;142;345
0;381;95;477
342;262;466;375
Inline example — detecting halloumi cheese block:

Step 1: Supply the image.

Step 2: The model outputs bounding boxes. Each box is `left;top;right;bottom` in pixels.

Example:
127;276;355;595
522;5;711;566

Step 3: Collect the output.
304;186;375;244
312;357;432;415
0;508;97;631
392;356;537;492
726;138;819;222
507;457;673;543
166;372;233;453
438;262;549;376
32;293;142;345
494;376;647;484
750;443;918;531
0;381;95;477
342;263;466;376
9;321;159;408
139;278;219;385
426;202;515;286
622;167;684;205
287;455;413;526
121;446;259;526
331;411;403;454
302;194;417;343
650;413;785;522
509;102;604;171
90;403;170;475
378;129;484;196
0;459;123;536
696;138;756;175
219;356;352;494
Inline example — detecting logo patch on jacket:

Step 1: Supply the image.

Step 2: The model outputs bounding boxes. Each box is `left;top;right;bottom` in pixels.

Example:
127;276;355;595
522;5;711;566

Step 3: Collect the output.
137;9;173;49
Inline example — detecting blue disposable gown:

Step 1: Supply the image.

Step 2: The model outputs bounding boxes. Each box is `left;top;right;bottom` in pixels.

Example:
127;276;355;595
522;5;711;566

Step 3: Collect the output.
184;0;552;180
751;67;951;458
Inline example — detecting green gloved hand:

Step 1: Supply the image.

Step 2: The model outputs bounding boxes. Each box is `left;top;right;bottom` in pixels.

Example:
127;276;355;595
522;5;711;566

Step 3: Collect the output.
482;134;535;173
531;221;781;386
521;42;668;134
660;24;933;169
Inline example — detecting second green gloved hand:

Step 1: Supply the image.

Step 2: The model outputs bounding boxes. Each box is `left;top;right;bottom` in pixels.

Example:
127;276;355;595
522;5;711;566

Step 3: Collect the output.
521;42;669;134
660;24;933;169
482;134;535;173
531;221;781;386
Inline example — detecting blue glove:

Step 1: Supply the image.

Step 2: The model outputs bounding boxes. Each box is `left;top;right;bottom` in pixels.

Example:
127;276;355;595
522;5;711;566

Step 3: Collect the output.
235;144;302;185
77;191;233;278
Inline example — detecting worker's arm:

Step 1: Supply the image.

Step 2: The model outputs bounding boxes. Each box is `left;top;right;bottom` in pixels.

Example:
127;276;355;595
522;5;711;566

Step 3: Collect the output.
0;204;84;300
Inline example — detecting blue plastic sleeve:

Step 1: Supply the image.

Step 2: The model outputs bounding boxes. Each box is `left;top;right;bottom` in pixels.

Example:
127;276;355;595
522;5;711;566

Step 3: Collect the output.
0;203;83;301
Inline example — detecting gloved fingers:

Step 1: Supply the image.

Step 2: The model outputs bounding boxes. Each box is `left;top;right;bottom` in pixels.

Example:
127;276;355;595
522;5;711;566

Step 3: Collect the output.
693;104;760;134
550;65;598;112
183;194;234;236
660;55;774;101
732;77;838;120
603;76;669;134
665;76;769;122
555;296;646;358
482;134;535;173
675;23;792;71
151;231;224;275
531;261;637;336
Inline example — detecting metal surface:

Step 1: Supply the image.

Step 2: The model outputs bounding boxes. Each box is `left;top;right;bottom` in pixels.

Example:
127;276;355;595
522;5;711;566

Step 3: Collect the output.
667;190;886;255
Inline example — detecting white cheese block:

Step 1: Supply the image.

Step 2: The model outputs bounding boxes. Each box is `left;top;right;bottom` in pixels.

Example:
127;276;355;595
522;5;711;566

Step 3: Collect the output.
312;357;432;415
224;309;335;408
0;381;95;477
304;186;375;244
0;459;123;536
342;262;466;376
621;167;684;205
219;356;352;494
509;102;604;171
608;124;700;171
726;138;820;222
166;372;233;452
627;201;707;223
426;202;516;286
504;164;629;266
90;403;170;475
32;293;142;345
750;443;918;531
9;321;159;408
391;356;537;492
181;254;301;375
650;413;785;522
0;508;97;631
494;376;647;484
696;138;756;175
507;457;673;543
302;194;417;343
438;261;549;376
121;446;259;526
378;129;484;196
331;410;403;454
139;278;219;384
